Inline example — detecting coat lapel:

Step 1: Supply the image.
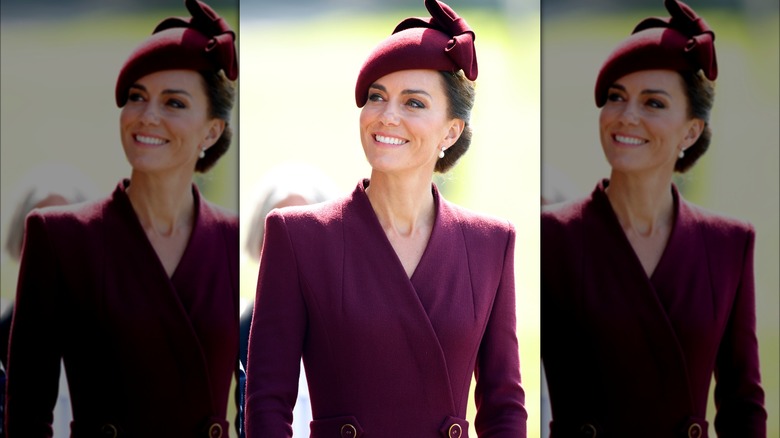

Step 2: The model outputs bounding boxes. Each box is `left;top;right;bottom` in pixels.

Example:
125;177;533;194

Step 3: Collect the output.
583;182;695;414
340;181;459;412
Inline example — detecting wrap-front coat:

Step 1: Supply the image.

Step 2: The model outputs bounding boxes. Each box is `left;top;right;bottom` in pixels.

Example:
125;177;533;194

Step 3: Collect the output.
541;180;766;437
5;180;239;437
245;180;526;437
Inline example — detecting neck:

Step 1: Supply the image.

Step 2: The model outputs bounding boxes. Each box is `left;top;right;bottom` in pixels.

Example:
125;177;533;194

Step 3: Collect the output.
365;170;435;237
605;171;675;237
126;170;195;237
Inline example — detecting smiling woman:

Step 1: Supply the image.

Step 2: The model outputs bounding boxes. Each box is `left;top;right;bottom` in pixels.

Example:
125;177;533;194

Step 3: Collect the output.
3;0;241;436
243;1;527;436
541;0;767;436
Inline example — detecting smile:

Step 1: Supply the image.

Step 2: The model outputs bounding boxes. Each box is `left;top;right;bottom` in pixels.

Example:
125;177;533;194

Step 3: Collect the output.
374;134;407;145
135;134;168;145
614;134;646;145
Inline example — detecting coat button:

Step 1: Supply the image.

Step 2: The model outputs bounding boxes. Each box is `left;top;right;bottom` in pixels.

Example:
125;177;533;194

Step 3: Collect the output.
688;423;702;438
340;423;357;438
448;423;463;438
208;423;223;438
100;424;118;438
579;423;597;438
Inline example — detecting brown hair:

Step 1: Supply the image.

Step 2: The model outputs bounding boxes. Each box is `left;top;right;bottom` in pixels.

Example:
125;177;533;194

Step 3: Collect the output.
196;70;236;173
676;70;715;173
435;70;476;173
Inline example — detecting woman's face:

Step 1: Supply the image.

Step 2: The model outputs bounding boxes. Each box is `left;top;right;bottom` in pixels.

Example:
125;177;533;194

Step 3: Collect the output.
120;69;223;176
359;69;463;178
599;69;703;177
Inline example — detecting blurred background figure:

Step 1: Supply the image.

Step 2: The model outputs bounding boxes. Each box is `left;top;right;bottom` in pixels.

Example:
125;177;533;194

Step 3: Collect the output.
1;163;99;438
239;162;340;437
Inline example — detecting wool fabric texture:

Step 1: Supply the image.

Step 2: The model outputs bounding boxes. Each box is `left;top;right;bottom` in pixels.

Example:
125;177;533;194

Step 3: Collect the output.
354;0;477;107
115;0;237;107
594;0;717;107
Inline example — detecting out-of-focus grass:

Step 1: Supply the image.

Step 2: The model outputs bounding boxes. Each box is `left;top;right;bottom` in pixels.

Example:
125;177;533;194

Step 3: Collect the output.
239;7;541;437
542;9;779;437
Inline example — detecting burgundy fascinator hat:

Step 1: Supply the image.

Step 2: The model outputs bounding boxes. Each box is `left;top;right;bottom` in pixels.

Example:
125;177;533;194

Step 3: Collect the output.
115;0;238;107
354;0;478;107
594;0;717;107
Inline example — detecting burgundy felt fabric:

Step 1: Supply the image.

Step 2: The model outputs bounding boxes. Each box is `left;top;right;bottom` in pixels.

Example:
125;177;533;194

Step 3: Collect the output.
355;0;477;107
115;0;237;107
594;0;717;107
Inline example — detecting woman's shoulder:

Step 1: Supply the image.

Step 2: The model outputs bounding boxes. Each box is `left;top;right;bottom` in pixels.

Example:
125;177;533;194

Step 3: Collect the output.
442;200;515;239
28;196;110;229
682;200;755;240
267;196;346;229
541;196;591;226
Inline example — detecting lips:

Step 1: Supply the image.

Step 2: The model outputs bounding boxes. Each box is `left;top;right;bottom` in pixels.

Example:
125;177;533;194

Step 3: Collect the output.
134;134;168;146
374;134;407;145
613;134;647;146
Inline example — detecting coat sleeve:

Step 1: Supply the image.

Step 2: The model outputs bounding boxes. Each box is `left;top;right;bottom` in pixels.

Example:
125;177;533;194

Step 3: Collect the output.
713;226;767;436
244;211;307;438
473;225;527;437
5;213;65;437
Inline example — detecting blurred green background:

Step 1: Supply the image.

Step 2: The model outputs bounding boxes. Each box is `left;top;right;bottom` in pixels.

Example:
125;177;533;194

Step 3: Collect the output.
541;1;779;437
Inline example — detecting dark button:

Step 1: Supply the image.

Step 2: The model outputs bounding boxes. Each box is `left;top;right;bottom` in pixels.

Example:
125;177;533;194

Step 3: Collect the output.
579;423;597;438
341;423;357;438
100;424;118;438
688;423;702;438
208;423;223;438
448;423;463;438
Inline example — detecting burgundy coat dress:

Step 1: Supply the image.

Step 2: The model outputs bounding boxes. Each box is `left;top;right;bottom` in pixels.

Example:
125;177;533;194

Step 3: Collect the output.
245;179;526;438
541;179;766;438
5;180;239;437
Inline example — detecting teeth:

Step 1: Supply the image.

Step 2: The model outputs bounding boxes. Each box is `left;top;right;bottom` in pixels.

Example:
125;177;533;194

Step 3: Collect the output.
615;135;645;145
136;135;167;145
375;134;406;145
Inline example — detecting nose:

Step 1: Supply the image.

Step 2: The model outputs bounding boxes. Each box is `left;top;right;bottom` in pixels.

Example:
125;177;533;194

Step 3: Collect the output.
140;104;160;125
618;102;640;125
379;104;400;126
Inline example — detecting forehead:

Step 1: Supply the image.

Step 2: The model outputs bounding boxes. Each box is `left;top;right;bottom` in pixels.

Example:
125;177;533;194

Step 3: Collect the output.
132;69;206;93
613;69;685;94
372;69;444;93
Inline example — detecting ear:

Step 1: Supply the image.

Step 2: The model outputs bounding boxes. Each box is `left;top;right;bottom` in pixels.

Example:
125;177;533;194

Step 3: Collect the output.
203;118;226;150
442;118;465;149
683;118;705;149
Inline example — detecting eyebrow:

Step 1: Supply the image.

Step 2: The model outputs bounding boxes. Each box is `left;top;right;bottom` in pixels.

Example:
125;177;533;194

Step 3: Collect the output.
370;83;433;98
610;83;671;97
129;83;193;98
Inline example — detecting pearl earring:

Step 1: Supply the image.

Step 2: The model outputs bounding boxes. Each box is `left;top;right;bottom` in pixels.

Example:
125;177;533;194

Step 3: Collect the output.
678;149;685;159
438;149;446;159
199;149;206;159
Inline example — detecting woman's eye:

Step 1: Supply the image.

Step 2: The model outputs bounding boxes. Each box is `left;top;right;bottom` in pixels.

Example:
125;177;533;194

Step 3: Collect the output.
646;99;665;109
367;93;384;102
127;92;145;102
406;99;425;109
167;99;186;109
606;92;623;102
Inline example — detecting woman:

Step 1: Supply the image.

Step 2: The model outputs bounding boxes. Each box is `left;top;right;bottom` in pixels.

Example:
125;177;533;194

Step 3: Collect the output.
244;0;526;436
4;1;239;436
541;1;767;436
238;163;340;437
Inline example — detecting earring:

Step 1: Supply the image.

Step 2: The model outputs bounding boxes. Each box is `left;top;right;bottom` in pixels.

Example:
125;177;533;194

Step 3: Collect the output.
199;149;206;159
438;148;446;159
678;149;685;159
